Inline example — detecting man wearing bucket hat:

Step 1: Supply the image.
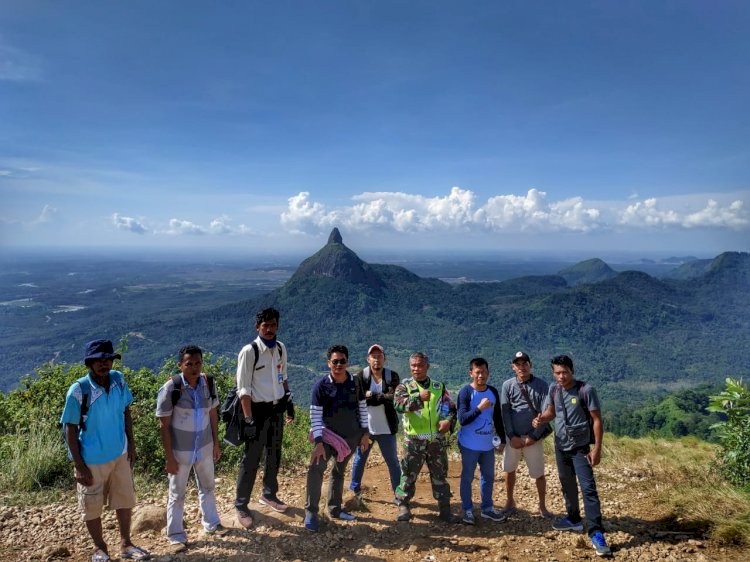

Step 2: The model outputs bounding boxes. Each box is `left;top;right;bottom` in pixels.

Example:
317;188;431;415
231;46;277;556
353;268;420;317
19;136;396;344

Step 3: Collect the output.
61;340;150;561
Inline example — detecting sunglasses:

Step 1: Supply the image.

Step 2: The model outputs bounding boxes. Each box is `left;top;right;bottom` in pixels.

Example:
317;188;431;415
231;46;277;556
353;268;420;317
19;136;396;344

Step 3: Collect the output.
330;359;348;366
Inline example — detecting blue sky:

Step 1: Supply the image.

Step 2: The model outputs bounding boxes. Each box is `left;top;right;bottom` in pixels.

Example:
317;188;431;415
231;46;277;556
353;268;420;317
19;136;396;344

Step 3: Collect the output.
1;1;748;257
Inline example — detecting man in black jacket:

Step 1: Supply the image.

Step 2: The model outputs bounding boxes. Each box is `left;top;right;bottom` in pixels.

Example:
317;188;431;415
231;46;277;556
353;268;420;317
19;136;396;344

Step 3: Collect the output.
348;344;401;503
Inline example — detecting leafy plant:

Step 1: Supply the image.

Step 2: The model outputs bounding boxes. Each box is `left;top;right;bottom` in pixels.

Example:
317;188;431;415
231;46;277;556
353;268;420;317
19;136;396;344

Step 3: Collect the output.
708;378;750;488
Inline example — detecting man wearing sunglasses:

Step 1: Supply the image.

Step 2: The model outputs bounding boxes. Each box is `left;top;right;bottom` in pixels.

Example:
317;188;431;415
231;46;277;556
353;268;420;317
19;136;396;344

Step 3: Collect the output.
304;344;370;532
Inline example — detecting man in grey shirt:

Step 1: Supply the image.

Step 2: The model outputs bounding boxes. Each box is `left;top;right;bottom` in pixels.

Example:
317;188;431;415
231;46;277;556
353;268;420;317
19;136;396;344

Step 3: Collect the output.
533;354;611;557
500;351;552;517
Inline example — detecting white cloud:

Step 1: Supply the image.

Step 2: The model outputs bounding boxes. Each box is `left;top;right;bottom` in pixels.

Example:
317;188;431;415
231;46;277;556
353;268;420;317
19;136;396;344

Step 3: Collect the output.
283;187;603;234
682;199;748;230
619;198;748;230
280;188;749;236
111;213;254;237
280;192;330;234
207;216;253;235
166;219;206;236
483;189;601;232
112;213;148;234
208;216;232;235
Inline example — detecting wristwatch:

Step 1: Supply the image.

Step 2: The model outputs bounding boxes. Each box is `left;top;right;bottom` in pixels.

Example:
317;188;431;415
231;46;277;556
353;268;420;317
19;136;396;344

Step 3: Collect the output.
244;416;254;424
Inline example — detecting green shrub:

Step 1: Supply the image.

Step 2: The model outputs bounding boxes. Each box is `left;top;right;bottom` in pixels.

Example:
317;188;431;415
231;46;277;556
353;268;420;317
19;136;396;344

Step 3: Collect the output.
0;423;71;491
709;378;750;488
0;350;316;490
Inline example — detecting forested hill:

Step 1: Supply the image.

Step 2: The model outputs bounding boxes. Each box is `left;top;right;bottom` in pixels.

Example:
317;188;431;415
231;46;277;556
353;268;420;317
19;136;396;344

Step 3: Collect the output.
3;230;748;423
104;230;750;418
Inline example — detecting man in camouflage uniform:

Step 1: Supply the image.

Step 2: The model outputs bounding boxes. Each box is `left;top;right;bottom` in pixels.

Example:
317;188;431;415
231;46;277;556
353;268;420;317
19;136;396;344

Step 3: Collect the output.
394;352;458;523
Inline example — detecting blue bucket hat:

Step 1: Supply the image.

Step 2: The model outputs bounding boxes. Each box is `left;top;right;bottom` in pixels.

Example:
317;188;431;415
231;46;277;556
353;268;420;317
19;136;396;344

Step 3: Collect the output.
84;339;121;363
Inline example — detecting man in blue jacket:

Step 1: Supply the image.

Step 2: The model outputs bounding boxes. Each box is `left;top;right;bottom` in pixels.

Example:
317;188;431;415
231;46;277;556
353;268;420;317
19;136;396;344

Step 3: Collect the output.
456;357;506;525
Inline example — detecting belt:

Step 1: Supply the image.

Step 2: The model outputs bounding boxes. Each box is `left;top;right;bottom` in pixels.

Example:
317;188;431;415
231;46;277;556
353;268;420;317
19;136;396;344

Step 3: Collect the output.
408;432;444;440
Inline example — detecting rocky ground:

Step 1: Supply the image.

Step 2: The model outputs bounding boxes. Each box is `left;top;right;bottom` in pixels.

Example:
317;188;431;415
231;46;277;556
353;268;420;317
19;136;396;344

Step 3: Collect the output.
1;450;747;562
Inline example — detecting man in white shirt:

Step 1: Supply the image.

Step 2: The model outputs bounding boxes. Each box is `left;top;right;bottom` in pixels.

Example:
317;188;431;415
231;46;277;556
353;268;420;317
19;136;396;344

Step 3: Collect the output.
234;307;293;529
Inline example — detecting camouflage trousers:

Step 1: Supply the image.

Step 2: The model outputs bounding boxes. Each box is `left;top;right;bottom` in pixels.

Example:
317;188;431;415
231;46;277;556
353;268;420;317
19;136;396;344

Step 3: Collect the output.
395;435;451;504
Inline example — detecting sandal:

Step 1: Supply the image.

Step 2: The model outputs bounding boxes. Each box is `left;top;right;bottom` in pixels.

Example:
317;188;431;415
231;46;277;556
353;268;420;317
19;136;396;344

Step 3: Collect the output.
92;549;110;562
119;545;151;560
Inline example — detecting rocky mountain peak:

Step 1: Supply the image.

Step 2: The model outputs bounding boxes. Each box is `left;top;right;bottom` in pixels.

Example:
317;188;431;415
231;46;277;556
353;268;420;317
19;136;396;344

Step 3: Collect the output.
288;228;383;289
328;227;343;244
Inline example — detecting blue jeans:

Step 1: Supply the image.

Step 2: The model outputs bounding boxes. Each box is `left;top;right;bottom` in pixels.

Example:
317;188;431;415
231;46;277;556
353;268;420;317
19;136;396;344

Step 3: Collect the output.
459;443;495;511
555;445;603;536
348;433;401;495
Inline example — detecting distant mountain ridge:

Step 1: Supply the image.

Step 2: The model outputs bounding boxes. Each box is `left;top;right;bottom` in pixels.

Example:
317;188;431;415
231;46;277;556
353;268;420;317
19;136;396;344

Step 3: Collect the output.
3;230;748;423
558;258;617;286
155;231;748;414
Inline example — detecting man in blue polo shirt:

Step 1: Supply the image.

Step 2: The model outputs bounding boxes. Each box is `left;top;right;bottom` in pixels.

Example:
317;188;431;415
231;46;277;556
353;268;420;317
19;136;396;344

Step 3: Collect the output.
61;339;150;562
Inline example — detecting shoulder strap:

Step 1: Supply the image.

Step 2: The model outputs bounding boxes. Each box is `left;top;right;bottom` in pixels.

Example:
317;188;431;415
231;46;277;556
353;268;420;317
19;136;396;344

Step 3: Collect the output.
250;340;260;368
353;372;365;400
77;377;91;430
515;379;539;415
553;384;572;427
171;374;183;406
576;381;590;416
205;374;216;401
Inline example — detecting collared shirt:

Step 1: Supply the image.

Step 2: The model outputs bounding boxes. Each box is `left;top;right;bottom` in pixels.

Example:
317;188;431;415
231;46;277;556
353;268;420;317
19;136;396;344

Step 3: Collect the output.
156;373;219;465
236;337;287;402
309;372;368;442
60;370;133;465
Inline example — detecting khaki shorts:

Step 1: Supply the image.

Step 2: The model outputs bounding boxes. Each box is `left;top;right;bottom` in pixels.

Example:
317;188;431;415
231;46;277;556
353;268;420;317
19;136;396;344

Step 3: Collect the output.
77;453;136;521
502;439;546;479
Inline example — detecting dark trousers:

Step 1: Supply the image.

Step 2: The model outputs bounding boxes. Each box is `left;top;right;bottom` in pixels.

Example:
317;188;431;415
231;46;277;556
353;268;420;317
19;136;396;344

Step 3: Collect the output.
235;401;284;512
555;445;604;536
305;434;359;517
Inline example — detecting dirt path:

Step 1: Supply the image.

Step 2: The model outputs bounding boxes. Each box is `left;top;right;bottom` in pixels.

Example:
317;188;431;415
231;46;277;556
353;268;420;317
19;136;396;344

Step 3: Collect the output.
1;450;746;561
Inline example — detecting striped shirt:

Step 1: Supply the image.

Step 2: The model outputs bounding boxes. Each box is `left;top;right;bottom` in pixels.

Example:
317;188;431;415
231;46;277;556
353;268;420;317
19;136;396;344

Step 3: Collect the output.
156;374;219;465
309;372;368;443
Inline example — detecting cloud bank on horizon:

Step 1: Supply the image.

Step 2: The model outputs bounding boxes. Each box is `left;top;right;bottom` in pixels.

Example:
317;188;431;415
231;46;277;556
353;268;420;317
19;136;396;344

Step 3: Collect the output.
280;188;748;235
281;187;750;234
101;187;748;240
